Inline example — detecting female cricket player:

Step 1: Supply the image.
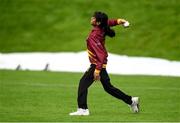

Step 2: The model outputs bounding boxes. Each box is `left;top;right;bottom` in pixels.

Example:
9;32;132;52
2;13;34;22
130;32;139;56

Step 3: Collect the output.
69;11;139;116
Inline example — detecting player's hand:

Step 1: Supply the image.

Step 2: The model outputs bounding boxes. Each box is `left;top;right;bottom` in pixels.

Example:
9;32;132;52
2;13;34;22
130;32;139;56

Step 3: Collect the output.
94;71;100;81
117;19;126;24
117;19;130;28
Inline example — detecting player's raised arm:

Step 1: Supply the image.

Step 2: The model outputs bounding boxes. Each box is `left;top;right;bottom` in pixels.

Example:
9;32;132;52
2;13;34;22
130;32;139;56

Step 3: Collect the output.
108;19;130;27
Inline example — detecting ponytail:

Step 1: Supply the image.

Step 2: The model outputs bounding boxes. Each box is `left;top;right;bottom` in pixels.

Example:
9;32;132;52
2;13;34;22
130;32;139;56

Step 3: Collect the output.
104;25;115;37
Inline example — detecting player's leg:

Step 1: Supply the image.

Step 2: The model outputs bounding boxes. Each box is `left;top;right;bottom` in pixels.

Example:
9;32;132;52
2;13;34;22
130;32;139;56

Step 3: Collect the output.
77;64;95;109
100;68;139;113
69;64;95;116
100;68;132;104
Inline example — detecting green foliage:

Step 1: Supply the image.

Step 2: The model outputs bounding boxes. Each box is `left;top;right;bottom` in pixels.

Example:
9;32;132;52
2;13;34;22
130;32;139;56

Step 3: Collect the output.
0;70;180;121
0;0;180;60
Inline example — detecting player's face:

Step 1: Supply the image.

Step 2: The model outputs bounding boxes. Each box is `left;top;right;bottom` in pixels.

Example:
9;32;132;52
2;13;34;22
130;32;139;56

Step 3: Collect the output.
90;17;96;26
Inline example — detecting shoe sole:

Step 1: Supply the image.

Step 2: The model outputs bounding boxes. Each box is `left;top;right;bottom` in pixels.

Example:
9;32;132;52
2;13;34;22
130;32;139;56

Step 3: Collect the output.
136;97;140;113
69;114;89;116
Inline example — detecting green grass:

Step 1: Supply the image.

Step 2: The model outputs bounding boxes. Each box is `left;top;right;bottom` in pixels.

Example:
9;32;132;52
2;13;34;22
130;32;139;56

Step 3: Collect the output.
0;70;180;122
0;0;180;60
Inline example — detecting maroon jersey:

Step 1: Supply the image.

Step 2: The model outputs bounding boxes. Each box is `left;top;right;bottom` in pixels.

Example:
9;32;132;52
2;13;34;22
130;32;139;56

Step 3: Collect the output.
86;19;119;72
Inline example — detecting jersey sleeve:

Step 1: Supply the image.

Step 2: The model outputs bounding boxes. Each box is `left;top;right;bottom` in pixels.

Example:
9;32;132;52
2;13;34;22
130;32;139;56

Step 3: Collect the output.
108;19;119;27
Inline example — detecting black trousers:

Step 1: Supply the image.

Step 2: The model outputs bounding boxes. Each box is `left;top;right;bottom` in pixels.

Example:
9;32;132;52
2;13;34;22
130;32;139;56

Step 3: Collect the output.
77;64;132;109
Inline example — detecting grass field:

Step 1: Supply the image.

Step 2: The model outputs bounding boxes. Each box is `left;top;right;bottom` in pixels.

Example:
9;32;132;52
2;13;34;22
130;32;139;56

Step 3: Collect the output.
0;70;180;122
0;0;180;122
0;0;180;60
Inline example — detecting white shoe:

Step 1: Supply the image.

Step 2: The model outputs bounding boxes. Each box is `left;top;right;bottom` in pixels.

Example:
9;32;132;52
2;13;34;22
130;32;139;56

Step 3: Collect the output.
69;108;90;116
130;97;139;113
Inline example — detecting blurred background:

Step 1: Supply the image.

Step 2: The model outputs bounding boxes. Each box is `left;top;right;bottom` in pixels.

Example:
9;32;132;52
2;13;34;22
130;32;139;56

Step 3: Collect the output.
0;0;180;60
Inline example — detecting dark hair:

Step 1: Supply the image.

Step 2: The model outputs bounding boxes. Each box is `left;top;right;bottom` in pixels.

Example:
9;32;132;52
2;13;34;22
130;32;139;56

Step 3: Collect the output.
93;11;115;37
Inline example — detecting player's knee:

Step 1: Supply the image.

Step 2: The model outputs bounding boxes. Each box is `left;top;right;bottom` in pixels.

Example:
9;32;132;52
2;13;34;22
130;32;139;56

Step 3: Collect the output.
103;84;113;93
